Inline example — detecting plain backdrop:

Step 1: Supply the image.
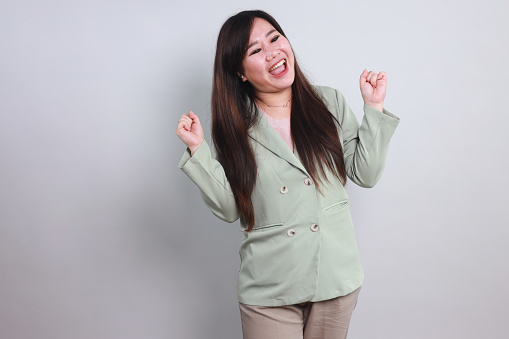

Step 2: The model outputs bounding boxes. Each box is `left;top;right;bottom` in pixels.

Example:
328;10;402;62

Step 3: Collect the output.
1;0;508;338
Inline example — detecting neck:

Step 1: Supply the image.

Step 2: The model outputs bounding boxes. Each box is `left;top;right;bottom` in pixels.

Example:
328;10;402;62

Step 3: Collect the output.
255;87;292;119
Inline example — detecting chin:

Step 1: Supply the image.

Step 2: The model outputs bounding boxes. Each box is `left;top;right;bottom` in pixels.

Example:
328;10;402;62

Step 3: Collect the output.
271;67;295;90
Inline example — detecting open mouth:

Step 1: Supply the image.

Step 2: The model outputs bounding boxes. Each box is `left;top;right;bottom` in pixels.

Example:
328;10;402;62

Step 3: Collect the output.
269;59;287;76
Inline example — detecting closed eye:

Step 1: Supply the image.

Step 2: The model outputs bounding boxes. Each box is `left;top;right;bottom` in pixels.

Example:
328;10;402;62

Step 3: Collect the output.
250;48;261;55
248;34;280;56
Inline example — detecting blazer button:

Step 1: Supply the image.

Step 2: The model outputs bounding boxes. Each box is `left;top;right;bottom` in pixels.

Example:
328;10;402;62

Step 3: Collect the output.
304;178;313;186
287;229;296;237
310;224;319;232
280;186;288;194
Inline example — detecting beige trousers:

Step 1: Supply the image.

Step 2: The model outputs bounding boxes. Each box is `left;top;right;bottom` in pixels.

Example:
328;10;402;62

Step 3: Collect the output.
239;287;361;339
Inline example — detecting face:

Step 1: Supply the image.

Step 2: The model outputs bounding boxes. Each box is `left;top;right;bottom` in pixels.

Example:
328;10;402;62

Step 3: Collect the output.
240;18;295;95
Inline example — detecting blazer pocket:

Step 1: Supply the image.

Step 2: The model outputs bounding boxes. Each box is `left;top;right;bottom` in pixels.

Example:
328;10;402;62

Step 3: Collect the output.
252;222;284;231
323;200;349;214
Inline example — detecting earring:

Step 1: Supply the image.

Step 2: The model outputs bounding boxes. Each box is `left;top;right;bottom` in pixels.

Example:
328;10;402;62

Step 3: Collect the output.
240;75;244;79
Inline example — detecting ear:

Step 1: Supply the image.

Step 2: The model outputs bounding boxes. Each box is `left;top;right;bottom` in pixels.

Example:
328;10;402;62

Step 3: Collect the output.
237;72;247;82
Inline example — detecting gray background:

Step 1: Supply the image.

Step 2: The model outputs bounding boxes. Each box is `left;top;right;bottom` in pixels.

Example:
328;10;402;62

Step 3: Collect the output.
1;0;508;338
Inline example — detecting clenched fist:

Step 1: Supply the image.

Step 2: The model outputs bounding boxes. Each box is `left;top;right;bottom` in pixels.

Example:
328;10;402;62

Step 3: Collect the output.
360;69;387;112
176;110;204;155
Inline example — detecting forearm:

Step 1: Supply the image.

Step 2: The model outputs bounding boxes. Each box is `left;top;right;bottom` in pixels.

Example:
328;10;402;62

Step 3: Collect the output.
343;105;400;188
179;140;241;223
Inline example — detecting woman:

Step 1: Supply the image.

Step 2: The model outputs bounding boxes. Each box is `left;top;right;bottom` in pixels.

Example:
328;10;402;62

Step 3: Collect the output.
176;10;399;339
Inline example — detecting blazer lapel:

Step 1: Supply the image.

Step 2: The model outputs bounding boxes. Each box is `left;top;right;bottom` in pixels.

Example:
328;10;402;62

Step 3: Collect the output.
249;108;309;176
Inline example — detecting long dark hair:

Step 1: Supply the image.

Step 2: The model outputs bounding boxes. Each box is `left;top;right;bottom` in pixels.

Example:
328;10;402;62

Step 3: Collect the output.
212;10;347;232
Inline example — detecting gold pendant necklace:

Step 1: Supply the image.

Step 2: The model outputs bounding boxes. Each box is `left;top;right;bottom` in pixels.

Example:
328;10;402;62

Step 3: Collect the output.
259;99;291;108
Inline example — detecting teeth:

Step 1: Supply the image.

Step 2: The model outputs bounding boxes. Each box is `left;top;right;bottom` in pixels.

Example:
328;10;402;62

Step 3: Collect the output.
269;59;286;72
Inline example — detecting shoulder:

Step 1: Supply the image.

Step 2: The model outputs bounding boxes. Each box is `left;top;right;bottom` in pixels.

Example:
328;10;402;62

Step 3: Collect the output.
312;85;344;120
312;85;348;106
312;85;337;98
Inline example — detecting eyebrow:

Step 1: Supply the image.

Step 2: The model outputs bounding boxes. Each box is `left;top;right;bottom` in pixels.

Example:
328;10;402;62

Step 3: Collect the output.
246;29;277;51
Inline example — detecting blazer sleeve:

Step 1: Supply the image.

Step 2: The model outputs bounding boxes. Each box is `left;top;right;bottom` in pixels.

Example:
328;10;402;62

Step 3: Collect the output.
334;89;400;188
178;140;241;223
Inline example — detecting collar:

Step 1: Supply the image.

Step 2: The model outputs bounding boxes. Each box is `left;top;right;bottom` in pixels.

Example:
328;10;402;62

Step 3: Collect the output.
248;105;309;176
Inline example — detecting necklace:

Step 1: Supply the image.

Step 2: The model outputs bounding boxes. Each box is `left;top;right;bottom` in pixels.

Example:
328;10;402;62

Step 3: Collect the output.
258;98;291;108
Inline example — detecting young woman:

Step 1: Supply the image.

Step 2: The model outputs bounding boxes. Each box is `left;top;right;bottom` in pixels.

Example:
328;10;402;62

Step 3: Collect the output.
176;10;399;339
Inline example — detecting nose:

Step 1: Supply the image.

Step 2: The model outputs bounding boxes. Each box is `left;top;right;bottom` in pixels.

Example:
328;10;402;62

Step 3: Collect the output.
266;48;279;60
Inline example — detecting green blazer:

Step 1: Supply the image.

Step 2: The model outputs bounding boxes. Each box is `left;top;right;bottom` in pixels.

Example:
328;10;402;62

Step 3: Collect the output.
179;86;400;306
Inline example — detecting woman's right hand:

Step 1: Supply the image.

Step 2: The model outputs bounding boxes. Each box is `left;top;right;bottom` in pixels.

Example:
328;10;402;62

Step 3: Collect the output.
176;110;204;155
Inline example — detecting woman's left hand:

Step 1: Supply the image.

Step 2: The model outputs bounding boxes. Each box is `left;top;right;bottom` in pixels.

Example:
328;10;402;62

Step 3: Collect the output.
359;69;386;112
